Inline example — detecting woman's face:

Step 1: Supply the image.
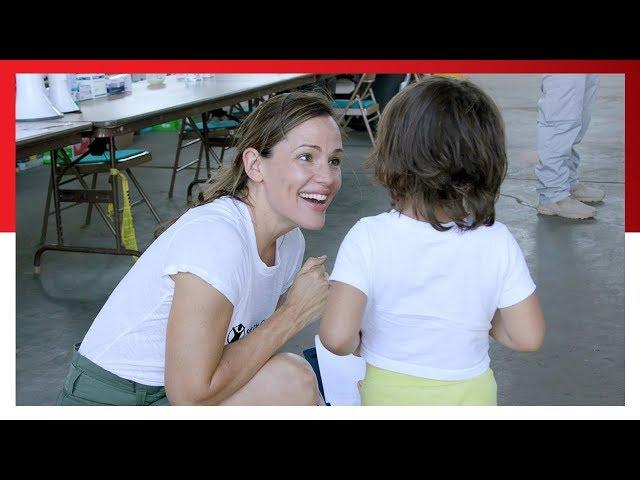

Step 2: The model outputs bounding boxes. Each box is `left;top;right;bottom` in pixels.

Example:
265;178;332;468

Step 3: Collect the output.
260;115;343;230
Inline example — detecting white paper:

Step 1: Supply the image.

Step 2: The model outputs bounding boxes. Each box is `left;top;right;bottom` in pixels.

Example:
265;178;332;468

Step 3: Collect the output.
314;335;366;406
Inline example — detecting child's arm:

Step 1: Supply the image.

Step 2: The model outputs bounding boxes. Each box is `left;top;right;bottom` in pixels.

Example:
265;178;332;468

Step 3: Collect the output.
319;281;367;356
489;292;545;352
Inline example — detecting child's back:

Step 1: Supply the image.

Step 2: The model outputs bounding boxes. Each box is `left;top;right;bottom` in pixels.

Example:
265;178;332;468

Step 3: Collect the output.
319;75;545;405
331;211;534;381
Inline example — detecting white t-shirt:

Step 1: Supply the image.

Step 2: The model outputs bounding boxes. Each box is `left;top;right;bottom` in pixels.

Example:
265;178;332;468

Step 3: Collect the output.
329;210;535;381
79;196;305;386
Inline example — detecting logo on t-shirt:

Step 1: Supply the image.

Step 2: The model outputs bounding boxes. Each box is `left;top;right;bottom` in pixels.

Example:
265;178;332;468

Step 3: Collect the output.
226;324;245;344
246;318;267;336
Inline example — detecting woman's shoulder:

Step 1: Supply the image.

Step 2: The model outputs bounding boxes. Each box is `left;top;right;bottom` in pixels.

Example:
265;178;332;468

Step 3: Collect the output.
166;198;250;245
158;199;253;277
190;196;245;220
182;197;243;224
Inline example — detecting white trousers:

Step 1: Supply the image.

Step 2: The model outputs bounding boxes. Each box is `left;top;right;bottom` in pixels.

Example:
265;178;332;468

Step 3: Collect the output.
536;74;599;204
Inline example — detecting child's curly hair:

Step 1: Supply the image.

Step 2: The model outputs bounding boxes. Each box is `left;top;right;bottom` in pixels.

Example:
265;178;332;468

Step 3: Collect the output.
366;75;508;231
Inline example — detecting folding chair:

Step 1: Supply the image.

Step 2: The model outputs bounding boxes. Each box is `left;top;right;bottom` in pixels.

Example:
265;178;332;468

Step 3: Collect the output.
39;147;161;248
168;113;239;200
171;93;291;202
332;74;381;144
174;97;274;202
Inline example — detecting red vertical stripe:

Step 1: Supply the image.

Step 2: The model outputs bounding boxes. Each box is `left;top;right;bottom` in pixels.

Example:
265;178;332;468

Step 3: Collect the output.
0;64;15;232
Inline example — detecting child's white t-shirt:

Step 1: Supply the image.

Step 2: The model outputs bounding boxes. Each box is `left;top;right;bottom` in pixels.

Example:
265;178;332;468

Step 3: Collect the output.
329;210;535;381
79;196;305;386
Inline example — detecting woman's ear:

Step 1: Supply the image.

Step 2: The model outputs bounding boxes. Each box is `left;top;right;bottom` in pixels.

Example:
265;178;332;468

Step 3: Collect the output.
242;148;264;182
242;148;264;183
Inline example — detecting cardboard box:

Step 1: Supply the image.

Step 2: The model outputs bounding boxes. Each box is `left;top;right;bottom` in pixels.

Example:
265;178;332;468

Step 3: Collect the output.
115;132;134;149
76;74;107;101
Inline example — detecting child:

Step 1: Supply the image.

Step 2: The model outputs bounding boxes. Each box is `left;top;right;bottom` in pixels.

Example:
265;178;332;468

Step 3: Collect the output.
319;76;545;405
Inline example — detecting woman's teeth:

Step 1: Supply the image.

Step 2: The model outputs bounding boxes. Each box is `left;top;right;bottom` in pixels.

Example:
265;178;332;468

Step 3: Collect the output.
299;193;328;203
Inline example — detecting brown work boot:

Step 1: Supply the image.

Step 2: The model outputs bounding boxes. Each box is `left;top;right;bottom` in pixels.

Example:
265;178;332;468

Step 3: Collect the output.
537;197;596;219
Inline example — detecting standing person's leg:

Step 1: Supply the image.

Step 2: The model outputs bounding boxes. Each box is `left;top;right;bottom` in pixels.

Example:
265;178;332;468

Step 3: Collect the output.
536;74;585;203
568;75;596;186
536;74;596;218
569;74;606;203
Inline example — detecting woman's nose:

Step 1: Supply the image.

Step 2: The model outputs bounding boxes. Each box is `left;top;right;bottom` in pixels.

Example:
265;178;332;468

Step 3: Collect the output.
314;160;337;184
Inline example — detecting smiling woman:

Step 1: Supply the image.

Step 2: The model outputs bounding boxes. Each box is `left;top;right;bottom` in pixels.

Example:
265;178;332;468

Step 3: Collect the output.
196;93;343;232
56;91;344;406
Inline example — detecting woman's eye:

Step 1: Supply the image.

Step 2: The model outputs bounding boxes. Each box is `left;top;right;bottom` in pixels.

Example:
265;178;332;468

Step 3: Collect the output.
330;157;342;166
298;153;312;162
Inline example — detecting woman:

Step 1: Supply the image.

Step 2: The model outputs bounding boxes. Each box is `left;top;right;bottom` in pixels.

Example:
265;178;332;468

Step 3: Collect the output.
57;91;344;405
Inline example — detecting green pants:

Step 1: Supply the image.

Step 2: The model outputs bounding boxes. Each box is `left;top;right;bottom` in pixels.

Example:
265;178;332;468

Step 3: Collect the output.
56;343;169;406
359;364;498;406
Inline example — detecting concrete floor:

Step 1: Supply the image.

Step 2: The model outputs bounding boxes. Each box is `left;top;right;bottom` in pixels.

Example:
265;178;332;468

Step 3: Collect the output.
16;74;625;406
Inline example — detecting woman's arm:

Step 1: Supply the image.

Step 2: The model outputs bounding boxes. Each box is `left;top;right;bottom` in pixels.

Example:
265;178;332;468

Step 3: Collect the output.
489;292;546;352
165;256;328;405
319;281;366;356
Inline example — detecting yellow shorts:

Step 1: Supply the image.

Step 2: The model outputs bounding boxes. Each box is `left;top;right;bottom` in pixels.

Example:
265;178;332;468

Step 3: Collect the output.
359;363;498;406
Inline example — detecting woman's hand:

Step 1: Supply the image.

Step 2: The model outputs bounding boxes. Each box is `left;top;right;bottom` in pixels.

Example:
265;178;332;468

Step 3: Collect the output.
285;255;329;331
